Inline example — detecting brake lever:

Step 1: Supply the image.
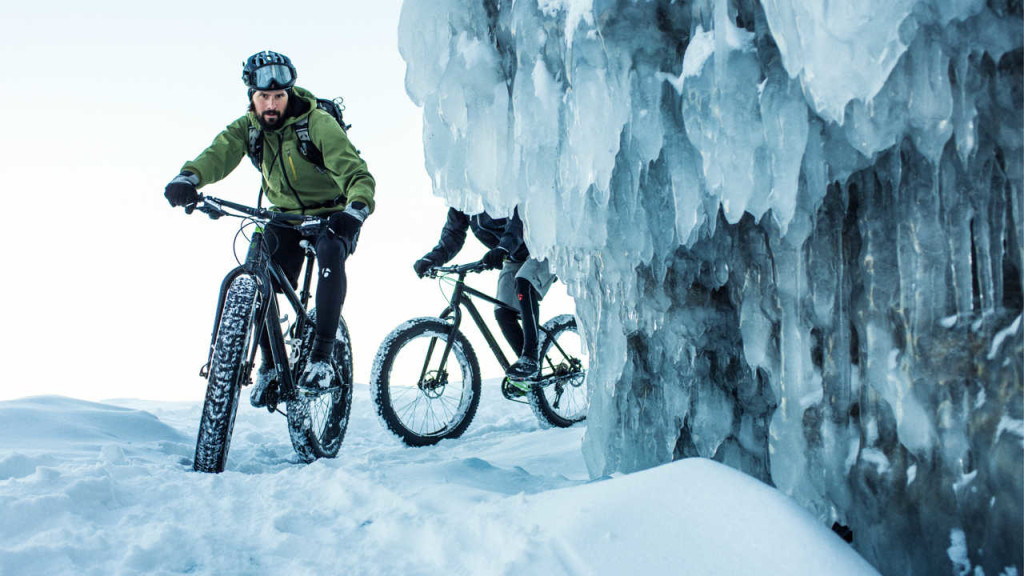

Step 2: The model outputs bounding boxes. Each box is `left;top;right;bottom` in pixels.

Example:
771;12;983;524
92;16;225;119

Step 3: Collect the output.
184;193;205;215
191;196;226;220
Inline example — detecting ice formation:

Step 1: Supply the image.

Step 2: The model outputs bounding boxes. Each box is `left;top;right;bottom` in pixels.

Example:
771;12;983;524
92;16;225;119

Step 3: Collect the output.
398;0;1023;574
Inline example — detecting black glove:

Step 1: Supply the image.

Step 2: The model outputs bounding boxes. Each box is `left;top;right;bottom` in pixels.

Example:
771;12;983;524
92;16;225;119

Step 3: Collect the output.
413;257;435;278
164;172;199;208
329;202;368;256
482;247;509;270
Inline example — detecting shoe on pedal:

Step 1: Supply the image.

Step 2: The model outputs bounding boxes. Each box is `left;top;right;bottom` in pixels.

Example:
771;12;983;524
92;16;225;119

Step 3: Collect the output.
299;336;337;393
251;364;279;408
506;355;540;383
299;359;336;392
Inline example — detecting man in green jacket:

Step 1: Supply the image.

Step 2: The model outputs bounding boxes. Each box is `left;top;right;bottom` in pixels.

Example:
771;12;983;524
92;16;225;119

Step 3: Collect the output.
164;50;375;406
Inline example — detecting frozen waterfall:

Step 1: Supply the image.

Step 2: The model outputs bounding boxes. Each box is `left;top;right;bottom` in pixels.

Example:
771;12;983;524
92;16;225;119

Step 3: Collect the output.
398;0;1023;574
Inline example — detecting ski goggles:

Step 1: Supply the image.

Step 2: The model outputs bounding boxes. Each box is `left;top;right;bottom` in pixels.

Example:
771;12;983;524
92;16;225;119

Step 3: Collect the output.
252;64;295;91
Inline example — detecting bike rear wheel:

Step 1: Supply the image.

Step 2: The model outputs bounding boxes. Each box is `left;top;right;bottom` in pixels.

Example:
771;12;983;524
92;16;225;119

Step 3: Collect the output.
286;312;353;462
370;318;481;446
194;275;260;473
527;314;588;427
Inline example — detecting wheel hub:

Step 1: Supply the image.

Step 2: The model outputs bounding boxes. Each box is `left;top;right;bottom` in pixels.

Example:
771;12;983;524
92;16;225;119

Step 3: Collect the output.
420;371;448;398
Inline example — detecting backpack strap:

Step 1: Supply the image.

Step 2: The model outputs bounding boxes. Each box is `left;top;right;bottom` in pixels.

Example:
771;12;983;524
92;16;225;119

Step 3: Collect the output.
246;124;263;170
246;124;266;208
293;117;327;174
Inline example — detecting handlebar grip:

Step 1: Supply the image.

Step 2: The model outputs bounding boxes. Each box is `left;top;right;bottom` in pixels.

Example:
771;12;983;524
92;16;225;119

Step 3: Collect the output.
463;260;488;273
431;260;490;275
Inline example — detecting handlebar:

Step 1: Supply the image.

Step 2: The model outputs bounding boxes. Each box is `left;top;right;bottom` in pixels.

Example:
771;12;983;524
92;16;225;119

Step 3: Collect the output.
426;260;491;278
185;194;328;234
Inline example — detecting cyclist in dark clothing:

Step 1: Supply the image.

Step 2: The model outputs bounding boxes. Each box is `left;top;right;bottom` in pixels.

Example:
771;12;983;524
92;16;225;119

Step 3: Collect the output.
413;207;555;383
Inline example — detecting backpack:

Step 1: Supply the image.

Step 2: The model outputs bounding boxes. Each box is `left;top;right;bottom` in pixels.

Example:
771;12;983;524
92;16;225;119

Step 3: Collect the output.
246;96;351;175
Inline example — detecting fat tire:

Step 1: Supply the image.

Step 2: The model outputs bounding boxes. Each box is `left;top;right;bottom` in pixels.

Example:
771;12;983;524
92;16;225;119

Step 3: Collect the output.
194;275;259;473
286;312;353;462
370;318;481;446
527;314;588;428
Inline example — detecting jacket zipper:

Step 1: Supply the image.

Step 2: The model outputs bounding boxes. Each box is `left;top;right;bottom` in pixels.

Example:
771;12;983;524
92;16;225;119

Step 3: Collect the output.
287;150;298;180
277;133;306;212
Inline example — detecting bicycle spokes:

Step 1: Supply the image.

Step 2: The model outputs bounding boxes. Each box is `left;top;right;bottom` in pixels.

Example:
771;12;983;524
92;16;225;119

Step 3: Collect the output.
372;318;480;445
307;387;342;438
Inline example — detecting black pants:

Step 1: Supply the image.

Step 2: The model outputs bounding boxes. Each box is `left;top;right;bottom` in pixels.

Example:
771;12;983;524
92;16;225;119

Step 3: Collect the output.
260;223;348;361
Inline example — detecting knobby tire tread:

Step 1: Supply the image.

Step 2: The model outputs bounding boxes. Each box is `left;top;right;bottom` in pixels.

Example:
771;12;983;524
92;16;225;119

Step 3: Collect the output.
286;313;354;462
194;276;258;473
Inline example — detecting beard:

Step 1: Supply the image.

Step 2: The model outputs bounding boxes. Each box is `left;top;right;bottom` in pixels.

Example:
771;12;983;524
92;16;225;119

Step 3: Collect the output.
258;110;282;129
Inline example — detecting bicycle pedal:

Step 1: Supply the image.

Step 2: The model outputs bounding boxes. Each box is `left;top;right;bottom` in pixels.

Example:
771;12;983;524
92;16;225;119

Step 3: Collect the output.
501;378;527;399
508;374;541;386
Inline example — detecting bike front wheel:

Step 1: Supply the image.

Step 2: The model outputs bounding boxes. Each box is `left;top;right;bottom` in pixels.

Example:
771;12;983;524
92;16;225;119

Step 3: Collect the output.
194;275;260;473
286;311;353;462
370;318;481;446
527;314;589;427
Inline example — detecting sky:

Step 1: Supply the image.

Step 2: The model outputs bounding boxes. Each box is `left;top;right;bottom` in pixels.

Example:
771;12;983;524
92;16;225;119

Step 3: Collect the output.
0;0;574;402
0;386;882;575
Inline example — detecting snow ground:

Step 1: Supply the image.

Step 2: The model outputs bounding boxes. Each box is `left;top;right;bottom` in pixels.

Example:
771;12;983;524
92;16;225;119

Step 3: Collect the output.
0;382;879;575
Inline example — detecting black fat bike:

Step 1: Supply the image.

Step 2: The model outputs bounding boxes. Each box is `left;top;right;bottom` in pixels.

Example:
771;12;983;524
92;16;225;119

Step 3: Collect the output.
186;195;352;473
370;261;588;446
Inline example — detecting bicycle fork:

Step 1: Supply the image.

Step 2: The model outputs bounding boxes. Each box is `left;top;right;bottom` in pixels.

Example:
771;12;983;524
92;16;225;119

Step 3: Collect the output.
200;266;258;379
418;284;469;392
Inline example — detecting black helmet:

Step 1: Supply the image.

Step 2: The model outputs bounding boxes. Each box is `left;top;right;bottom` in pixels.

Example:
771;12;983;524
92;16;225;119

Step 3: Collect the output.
242;50;296;91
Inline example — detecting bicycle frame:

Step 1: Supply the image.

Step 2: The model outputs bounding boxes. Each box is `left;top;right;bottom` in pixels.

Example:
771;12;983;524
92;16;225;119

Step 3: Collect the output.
198;205;322;405
439;275;517;371
427;263;567;382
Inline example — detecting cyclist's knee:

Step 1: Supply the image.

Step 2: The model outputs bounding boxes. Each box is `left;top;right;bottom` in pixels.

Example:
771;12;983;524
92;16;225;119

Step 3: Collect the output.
494;306;518;325
514;277;540;301
316;233;346;263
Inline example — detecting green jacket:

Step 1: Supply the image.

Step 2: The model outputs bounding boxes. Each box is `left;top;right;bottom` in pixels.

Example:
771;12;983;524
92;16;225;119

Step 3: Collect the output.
181;86;375;216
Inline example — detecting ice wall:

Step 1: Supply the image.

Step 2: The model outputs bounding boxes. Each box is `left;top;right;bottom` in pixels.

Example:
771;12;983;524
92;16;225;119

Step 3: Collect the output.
398;0;1023;574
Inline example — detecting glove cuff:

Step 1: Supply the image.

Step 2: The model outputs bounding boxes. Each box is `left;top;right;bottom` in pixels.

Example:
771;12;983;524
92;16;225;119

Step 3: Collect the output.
172;172;200;187
344;202;369;223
